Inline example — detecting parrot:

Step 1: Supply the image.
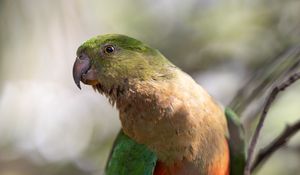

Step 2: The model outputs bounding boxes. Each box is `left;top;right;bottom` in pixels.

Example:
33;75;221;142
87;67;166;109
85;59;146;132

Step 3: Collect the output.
72;34;246;175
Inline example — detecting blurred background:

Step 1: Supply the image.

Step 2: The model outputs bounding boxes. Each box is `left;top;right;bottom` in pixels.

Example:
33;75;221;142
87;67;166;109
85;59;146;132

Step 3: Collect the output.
0;0;300;174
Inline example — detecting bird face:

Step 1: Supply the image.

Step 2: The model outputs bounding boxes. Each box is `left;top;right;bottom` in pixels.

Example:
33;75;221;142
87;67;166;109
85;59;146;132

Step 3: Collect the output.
72;34;172;90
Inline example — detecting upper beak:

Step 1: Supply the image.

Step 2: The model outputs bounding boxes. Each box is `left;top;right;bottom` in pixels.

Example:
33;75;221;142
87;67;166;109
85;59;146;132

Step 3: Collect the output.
72;54;91;89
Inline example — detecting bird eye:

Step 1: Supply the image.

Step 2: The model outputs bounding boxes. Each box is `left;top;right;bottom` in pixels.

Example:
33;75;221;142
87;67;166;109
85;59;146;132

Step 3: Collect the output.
104;45;115;54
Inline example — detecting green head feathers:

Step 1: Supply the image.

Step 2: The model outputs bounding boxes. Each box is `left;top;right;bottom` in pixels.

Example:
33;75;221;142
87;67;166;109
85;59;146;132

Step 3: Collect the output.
73;34;174;92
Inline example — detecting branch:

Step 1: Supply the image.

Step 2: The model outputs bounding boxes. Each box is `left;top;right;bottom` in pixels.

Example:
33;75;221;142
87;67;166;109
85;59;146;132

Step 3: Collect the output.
244;72;300;175
251;120;300;172
229;45;300;115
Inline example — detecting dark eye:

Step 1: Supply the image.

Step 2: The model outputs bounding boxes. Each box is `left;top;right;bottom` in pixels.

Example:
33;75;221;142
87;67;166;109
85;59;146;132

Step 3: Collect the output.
104;45;115;54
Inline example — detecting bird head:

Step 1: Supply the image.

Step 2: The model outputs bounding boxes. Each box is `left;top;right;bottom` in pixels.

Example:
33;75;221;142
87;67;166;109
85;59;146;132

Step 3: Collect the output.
73;34;173;95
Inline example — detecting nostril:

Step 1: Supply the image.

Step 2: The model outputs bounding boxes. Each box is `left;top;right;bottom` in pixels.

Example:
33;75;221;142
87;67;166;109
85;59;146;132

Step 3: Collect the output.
78;53;88;60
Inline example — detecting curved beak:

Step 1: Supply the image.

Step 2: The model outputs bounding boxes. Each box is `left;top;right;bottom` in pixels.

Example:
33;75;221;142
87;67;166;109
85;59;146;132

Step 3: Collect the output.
73;54;99;90
72;55;91;89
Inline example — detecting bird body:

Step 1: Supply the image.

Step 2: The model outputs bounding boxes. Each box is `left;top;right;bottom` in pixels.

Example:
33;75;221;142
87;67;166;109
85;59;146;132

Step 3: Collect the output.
115;69;229;175
73;34;231;175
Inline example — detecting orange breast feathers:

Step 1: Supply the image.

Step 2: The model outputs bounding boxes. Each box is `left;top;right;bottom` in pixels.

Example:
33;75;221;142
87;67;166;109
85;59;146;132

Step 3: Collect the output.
207;139;230;175
154;139;230;175
154;161;200;175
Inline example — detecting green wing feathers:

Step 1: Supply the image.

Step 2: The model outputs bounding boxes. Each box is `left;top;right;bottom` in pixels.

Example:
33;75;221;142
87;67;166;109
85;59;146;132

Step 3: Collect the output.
225;108;246;175
105;130;157;175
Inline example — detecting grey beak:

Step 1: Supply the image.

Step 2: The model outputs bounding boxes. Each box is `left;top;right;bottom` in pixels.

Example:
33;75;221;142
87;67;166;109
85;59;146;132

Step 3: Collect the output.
72;55;91;89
